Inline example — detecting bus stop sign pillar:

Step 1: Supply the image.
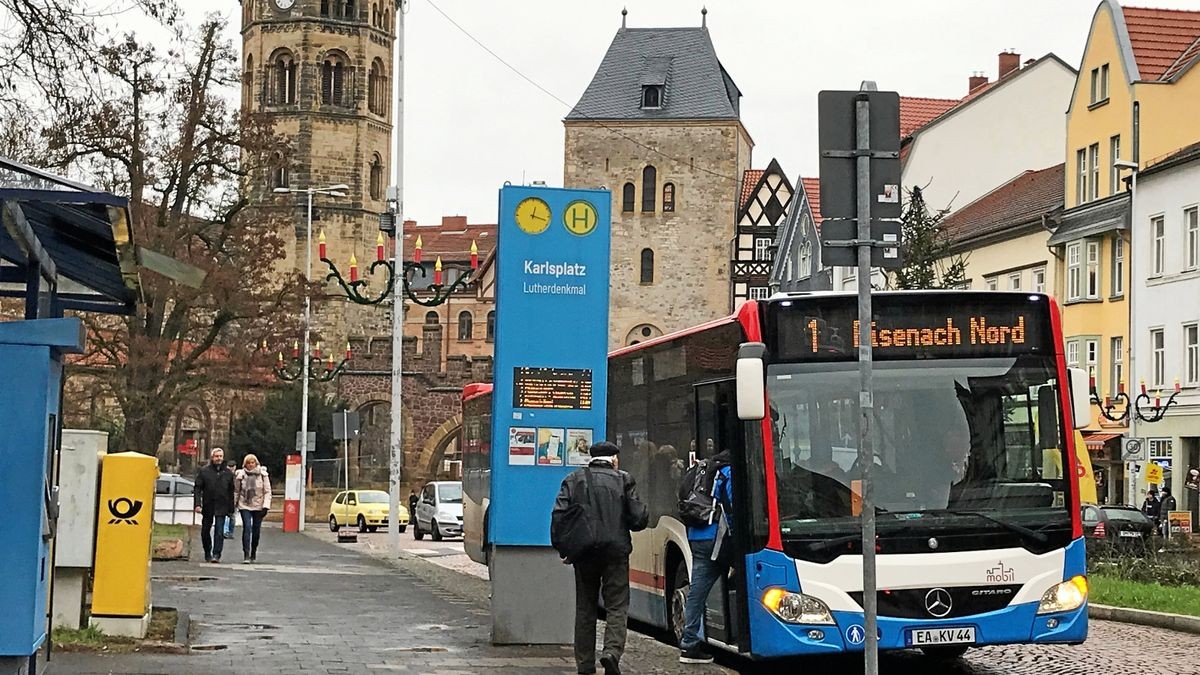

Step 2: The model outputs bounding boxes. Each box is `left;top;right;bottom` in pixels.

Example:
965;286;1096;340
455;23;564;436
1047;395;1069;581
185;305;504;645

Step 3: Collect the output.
0;318;85;675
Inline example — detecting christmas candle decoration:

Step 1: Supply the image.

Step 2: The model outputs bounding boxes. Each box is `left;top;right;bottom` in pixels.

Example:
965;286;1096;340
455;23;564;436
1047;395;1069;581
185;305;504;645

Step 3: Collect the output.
376;232;385;262
413;235;423;264
318;230;327;260
349;253;359;283
434;257;443;285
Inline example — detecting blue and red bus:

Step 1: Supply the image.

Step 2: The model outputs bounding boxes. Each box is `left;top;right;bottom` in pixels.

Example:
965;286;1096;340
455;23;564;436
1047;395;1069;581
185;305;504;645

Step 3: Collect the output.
466;291;1092;660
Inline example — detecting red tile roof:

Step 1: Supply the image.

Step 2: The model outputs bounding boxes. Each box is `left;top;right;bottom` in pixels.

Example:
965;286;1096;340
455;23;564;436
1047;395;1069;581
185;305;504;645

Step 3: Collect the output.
401;218;496;260
899;96;959;137
800;177;822;223
740;169;764;210
942;164;1064;245
1122;6;1200;81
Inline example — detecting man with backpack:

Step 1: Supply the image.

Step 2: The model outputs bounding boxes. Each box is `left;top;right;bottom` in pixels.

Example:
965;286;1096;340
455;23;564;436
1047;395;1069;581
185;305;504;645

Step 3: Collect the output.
551;441;649;675
678;449;733;664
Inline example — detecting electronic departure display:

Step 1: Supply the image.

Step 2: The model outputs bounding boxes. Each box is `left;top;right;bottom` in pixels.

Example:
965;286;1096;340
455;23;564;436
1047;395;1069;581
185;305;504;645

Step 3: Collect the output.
512;367;594;410
770;294;1054;361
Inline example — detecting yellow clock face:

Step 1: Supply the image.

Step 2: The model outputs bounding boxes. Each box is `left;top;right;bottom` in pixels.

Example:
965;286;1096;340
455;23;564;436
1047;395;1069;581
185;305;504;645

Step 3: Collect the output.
514;197;551;235
562;200;598;236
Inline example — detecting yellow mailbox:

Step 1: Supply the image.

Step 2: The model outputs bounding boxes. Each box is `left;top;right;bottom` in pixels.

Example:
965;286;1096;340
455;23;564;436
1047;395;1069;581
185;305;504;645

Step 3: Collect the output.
91;452;157;637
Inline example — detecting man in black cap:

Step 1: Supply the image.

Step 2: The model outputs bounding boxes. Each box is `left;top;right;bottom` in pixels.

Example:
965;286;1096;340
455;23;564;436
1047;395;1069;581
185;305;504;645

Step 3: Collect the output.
552;441;648;675
1160;487;1178;537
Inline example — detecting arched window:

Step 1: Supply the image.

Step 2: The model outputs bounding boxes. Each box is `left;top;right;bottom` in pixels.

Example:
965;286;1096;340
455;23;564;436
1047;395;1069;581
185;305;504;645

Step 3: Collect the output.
321;52;349;106
640;248;654;284
799;241;812;278
663;182;675;212
372;2;379;26
621;183;635;212
457;311;473;341
271;50;297;105
382;8;390;28
641;166;657;212
342;0;355;19
243;55;254;109
625;324;662;346
368;58;387;115
486;310;496;342
369;153;384;200
320;0;330;17
271;152;290;190
424;311;439;325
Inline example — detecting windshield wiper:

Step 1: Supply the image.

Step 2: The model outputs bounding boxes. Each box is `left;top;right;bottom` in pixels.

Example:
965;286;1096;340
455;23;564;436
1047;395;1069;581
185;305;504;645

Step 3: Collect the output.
804;518;908;554
926;509;1049;545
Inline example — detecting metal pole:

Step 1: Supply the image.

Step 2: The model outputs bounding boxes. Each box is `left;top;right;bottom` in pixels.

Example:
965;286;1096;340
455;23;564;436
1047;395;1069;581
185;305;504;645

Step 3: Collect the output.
343;409;351;492
387;0;407;553
854;92;879;675
1126;168;1137;503
300;189;313;532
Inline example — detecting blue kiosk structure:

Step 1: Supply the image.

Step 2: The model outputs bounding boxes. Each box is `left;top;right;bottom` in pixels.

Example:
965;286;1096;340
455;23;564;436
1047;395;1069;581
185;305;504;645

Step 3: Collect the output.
0;158;140;675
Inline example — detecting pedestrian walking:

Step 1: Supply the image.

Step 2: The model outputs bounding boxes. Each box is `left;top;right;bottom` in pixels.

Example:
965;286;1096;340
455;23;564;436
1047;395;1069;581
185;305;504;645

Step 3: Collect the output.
193;447;235;563
234;454;272;564
408;490;419;520
1141;488;1162;534
678;449;733;664
551;441;648;675
1159;487;1177;537
223;460;238;539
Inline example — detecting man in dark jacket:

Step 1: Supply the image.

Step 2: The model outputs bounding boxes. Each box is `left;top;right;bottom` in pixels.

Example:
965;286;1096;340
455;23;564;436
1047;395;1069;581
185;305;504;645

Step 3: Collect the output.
552;441;649;675
1160;487;1178;537
193;447;235;563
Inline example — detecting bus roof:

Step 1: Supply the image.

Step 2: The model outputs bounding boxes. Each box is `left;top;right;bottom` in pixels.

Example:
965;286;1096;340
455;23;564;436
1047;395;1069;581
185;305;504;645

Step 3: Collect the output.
462;382;493;402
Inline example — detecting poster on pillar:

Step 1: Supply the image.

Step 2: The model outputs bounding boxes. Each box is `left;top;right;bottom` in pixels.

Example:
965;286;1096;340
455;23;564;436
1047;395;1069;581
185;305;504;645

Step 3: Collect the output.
490;185;611;546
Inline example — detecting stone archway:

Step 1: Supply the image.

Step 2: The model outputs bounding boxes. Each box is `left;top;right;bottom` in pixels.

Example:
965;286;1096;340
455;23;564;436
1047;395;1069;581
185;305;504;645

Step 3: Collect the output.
414;414;462;484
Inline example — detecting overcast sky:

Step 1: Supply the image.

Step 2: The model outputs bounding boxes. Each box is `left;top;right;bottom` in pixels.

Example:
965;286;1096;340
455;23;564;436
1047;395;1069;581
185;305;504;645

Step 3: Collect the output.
175;1;1200;225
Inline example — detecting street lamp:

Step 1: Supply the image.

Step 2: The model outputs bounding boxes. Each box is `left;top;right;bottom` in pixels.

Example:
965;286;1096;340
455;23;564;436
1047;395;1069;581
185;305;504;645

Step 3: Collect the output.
272;183;348;531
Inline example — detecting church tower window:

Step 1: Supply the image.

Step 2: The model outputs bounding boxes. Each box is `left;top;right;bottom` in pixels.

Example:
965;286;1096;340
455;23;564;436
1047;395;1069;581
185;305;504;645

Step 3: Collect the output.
243;55;254;109
369;153;384;200
641;166;656;212
640;248;655;284
271;50;297;105
621;183;635;212
641;85;662;109
368;58;387;115
662;182;675;212
320;0;331;17
321;52;350;107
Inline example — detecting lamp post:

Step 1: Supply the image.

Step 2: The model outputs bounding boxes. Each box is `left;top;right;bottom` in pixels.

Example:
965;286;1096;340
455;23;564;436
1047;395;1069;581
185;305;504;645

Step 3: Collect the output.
1115;157;1139;502
272;183;348;531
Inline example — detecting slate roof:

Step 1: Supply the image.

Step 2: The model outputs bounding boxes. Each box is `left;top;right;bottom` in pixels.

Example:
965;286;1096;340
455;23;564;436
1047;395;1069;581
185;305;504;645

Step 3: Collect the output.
942;163;1064;246
1122;6;1200;81
899;96;959;137
566;27;741;121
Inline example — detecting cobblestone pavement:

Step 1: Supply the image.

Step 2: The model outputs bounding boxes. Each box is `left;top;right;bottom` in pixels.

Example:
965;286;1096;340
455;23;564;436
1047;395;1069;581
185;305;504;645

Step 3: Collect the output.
52;525;1200;674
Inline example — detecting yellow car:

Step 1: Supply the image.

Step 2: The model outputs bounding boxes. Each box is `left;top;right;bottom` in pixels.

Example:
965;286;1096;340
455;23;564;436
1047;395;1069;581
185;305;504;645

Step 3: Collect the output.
328;489;408;533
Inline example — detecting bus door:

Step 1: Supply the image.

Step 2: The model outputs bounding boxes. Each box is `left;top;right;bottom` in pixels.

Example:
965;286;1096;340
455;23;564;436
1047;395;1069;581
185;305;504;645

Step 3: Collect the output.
694;379;748;652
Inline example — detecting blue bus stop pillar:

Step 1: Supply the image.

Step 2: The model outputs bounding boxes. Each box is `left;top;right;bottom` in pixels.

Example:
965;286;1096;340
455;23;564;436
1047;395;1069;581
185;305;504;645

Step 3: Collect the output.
0;318;86;675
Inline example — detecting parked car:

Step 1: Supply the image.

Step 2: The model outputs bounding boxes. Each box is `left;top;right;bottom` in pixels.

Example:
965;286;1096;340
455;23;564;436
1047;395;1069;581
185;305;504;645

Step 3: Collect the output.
328;489;408;533
413;481;463;541
154;473;199;525
1081;504;1155;551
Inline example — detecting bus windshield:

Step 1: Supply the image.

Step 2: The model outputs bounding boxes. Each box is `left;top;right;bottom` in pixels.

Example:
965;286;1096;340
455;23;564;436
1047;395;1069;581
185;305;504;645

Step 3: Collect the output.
767;354;1073;553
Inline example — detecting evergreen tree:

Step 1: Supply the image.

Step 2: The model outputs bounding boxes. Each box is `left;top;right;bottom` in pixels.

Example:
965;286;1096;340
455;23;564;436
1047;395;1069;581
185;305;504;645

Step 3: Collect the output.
891;186;968;290
228;388;345;482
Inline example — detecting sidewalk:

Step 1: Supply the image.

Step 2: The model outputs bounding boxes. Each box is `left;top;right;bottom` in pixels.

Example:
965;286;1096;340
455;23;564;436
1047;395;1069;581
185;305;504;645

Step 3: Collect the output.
51;525;733;675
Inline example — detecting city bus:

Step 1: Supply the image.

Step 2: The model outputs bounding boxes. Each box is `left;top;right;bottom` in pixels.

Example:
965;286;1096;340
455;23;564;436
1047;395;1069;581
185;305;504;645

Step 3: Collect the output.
465;291;1092;660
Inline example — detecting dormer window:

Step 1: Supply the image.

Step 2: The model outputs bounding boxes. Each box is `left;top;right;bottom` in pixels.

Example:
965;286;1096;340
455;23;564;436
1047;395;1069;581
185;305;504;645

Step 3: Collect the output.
641;85;662;109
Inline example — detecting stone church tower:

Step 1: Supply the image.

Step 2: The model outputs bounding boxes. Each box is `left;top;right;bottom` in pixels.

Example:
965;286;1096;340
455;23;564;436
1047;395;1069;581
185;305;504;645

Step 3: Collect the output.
240;0;395;340
563;12;753;348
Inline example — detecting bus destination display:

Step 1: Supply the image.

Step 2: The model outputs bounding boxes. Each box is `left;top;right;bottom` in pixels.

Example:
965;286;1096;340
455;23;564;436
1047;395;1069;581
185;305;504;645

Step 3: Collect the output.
513;367;593;410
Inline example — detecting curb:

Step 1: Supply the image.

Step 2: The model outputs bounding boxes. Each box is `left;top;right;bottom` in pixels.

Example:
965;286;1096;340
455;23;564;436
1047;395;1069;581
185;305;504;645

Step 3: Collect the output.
174;610;191;650
1090;603;1200;634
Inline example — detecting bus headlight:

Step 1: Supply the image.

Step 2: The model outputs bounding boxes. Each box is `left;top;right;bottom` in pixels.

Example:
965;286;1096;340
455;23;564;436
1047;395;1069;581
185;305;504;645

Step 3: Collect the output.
1037;575;1088;614
761;588;835;625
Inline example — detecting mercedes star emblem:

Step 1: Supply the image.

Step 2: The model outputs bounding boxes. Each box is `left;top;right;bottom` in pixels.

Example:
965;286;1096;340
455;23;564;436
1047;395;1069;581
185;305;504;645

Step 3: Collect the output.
925;588;953;618
927;537;939;550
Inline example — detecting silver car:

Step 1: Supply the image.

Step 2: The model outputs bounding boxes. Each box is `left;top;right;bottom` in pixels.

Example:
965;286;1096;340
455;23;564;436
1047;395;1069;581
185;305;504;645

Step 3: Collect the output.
412;481;463;541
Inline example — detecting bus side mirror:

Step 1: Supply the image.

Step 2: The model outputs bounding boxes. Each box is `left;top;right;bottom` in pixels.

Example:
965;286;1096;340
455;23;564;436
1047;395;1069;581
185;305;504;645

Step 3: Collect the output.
1067;367;1091;428
736;342;766;421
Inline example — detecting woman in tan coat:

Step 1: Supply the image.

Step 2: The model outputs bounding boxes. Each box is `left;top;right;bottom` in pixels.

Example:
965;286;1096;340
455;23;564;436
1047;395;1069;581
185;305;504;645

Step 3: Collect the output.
234;454;272;563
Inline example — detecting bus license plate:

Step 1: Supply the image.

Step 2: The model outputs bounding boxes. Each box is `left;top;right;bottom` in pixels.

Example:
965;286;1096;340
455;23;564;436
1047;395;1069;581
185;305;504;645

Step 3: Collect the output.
907;626;975;646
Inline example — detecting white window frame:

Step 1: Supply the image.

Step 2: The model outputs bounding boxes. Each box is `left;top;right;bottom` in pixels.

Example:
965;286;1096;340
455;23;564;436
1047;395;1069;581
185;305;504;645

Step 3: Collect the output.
1032;267;1046;293
1111;235;1124;296
1185;323;1199;387
1152;215;1165;276
1076;150;1088;205
1067;243;1081;300
1007;272;1021;291
1085;240;1100;299
985;276;998;291
1089;68;1099;104
748;286;770;300
1109;135;1122;194
1110;336;1124;397
1089;143;1100;202
1151;327;1165;387
1186;206;1198;271
799;241;812;279
754;237;772;261
1086;338;1100;390
1148;438;1173;460
1066;339;1080;369
1100;64;1109;100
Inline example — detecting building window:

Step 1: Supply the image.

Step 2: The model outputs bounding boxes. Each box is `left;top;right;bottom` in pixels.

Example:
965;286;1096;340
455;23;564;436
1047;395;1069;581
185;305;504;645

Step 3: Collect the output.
270;152;289;190
754;237;772;261
1086;338;1099;390
641;85;662;109
321;53;349;107
662;183;675;212
799;241;812;278
368;58;387;115
341;0;355;18
1089;143;1100;202
1109;135;1121;194
641;166;656;212
1183;323;1199;386
1187;207;1199;270
1101;63;1109;100
486;310;496;342
369;153;384;200
1066;339;1079;369
424;310;439;324
457;311;473;341
1076;149;1087;205
1148;438;1173;461
1110;236;1124;296
985;276;998;291
1111;336;1124;396
1067;242;1081;300
1152;216;1165;276
640;248;654;284
271;51;297;105
621;183;635;213
244;55;254;108
1008;272;1021;290
1032;266;1046;293
1086;240;1100;299
748;287;770;300
1151;328;1165;387
321;0;330;16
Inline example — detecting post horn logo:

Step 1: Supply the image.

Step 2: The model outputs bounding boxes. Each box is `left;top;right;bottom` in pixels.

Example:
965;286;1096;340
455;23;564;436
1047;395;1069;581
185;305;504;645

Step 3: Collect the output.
107;497;143;525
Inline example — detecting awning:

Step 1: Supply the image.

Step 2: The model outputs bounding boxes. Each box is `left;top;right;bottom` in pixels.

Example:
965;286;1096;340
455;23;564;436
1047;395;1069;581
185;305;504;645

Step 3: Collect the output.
1084;432;1122;450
